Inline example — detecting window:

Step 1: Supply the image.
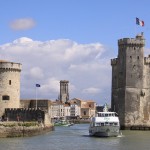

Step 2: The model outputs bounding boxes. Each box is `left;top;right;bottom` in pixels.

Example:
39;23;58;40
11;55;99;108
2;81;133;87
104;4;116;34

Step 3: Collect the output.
105;114;108;117
9;80;11;85
2;95;10;100
114;123;118;126
137;56;139;59
101;123;104;126
84;111;86;115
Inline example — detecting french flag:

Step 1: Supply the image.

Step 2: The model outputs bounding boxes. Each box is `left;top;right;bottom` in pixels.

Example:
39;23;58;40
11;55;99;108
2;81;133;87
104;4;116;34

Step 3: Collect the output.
136;17;144;26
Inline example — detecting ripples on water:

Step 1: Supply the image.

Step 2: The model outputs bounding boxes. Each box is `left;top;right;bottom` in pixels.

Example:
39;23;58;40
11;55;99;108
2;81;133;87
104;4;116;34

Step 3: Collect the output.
0;124;150;150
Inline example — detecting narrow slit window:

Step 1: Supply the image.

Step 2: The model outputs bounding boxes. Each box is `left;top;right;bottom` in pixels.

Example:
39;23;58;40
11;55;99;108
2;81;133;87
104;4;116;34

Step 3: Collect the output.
9;80;11;85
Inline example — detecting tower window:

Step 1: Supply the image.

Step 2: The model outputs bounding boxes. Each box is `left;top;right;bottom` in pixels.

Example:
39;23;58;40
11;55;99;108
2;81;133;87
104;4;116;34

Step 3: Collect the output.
2;95;10;100
137;56;139;59
9;80;11;85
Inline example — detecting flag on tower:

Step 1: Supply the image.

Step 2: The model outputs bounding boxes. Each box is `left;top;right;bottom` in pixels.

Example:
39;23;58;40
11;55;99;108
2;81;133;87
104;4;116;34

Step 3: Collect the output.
136;17;144;26
36;84;40;87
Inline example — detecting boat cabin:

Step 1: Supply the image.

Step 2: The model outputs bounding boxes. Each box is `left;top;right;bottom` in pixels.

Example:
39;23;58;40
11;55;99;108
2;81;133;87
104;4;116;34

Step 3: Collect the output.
90;112;119;127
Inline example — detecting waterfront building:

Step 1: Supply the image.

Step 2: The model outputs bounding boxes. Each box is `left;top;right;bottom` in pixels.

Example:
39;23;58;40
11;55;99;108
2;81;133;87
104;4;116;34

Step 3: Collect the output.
111;33;150;129
70;101;81;118
64;103;70;119
50;100;65;120
69;98;96;119
80;100;96;119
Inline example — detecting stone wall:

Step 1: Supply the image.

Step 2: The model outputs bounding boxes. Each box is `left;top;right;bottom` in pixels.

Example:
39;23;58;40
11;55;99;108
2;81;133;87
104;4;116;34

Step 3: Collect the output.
0;122;54;137
4;108;45;122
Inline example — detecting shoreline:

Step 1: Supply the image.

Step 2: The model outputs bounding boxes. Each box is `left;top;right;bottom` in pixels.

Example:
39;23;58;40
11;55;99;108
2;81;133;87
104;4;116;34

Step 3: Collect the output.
0;121;54;138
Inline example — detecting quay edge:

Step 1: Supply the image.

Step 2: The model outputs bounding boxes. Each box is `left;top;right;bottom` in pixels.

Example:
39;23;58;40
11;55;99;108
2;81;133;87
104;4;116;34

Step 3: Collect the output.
0;122;54;138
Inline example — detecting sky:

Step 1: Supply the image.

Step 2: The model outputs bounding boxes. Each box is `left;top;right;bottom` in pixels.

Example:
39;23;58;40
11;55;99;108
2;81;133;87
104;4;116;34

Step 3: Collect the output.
0;0;150;105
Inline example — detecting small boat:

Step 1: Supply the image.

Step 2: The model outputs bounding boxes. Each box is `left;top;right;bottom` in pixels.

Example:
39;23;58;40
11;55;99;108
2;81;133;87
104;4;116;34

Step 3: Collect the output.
62;123;74;127
89;104;120;137
54;120;74;127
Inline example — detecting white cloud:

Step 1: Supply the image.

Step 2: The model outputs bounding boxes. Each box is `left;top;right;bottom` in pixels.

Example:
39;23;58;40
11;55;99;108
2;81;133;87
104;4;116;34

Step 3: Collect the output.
29;67;44;79
82;87;101;94
10;18;36;30
40;77;60;93
0;37;112;103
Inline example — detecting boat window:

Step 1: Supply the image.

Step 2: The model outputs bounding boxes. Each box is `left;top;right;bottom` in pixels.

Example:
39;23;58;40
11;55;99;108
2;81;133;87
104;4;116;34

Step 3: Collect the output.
115;113;118;116
101;123;104;126
105;122;109;125
105;114;108;117
114;123;118;126
96;123;101;126
101;114;104;117
110;123;113;126
98;113;101;117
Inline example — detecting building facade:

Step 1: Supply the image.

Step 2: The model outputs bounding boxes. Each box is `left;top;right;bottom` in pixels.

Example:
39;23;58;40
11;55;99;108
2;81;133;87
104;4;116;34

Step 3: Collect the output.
70;103;81;118
111;33;150;129
69;98;96;119
0;60;22;116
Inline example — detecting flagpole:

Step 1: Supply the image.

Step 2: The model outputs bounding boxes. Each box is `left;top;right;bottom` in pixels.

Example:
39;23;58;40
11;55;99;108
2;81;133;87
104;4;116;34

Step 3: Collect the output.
35;84;40;109
135;17;138;35
36;85;37;109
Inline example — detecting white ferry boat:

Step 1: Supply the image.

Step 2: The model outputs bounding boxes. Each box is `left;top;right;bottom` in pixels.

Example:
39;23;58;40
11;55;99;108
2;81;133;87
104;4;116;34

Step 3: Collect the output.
89;105;120;137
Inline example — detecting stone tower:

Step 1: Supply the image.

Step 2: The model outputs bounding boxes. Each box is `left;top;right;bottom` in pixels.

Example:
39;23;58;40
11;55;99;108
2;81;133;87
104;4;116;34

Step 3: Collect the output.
0;60;22;116
111;33;150;129
60;80;69;103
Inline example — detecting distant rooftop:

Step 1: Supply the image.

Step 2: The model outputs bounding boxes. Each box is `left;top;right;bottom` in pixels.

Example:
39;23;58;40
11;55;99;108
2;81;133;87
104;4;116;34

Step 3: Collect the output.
0;60;8;62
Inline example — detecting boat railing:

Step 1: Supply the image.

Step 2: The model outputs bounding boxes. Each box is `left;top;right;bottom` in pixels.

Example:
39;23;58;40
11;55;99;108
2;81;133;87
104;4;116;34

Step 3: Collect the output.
97;113;118;117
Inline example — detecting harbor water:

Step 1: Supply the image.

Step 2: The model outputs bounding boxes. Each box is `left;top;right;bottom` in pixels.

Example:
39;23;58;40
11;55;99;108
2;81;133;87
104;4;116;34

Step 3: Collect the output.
0;124;150;150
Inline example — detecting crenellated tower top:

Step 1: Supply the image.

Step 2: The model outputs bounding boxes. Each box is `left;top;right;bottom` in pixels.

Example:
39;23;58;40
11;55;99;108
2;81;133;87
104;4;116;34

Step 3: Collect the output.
0;60;22;72
118;32;145;47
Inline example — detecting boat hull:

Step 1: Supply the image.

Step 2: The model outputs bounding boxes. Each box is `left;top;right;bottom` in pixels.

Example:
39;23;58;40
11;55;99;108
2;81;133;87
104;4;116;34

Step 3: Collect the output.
89;126;120;137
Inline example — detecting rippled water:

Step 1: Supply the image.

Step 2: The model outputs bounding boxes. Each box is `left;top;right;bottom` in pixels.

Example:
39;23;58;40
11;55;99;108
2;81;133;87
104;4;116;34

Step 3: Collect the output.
0;124;150;150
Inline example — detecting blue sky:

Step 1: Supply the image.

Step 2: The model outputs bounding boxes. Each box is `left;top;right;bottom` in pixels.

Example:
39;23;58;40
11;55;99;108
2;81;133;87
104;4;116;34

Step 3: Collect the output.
0;0;150;105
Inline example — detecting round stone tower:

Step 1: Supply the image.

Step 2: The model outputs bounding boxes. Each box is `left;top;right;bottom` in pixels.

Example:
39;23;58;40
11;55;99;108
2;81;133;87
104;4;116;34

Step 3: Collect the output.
0;60;22;116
